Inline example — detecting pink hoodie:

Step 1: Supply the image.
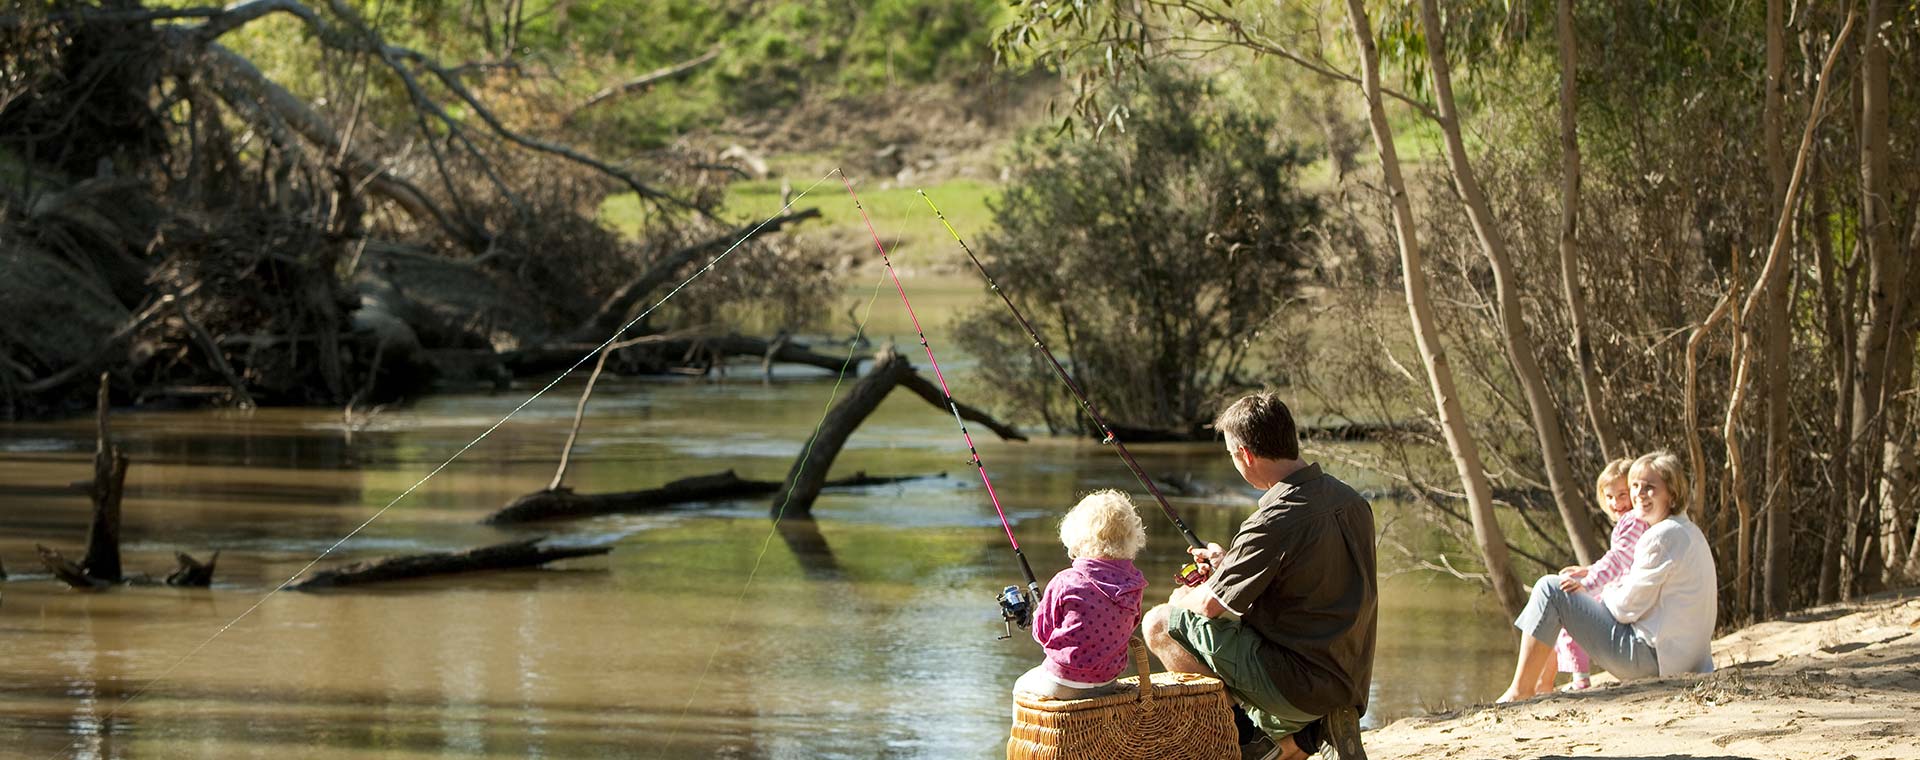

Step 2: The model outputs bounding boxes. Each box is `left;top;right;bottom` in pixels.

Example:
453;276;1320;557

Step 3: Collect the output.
1032;557;1149;685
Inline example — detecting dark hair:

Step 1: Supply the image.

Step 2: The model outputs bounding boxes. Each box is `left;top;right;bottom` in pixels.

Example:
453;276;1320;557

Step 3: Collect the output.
1213;393;1300;460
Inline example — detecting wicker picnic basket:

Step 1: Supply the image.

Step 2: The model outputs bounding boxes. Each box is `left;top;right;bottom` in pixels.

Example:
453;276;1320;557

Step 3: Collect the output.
1007;638;1238;760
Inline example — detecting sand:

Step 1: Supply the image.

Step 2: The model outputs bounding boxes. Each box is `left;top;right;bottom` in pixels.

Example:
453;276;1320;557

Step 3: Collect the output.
1362;589;1920;760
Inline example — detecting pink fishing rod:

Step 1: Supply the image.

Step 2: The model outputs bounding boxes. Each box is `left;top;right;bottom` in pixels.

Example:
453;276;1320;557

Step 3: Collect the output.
839;174;1040;639
918;190;1214;587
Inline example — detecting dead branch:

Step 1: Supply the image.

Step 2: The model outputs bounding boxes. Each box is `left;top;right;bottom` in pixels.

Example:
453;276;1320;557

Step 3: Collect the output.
193;40;480;246
167;289;256;409
571;208;822;341
37;545;108;589
289;537;609;590
23;286;197;393
569;48;720;119
776;347;1024;515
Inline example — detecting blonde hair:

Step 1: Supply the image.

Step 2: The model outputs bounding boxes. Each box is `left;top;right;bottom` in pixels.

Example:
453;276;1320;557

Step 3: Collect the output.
1630;450;1688;514
1594;457;1634;509
1059;489;1147;560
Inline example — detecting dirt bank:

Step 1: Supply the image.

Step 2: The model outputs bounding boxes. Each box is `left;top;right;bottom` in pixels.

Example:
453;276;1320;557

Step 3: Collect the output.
1364;590;1920;760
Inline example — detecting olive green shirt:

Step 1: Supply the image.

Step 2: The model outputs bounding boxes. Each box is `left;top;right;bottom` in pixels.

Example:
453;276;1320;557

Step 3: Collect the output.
1205;463;1377;715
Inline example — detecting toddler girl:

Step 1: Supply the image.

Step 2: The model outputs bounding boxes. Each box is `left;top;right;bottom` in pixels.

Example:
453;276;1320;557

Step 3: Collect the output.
1012;489;1149;699
1551;458;1649;690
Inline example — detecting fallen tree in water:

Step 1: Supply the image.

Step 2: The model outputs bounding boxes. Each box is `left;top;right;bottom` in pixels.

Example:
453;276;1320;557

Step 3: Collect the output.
290;537;609;590
486;470;936;524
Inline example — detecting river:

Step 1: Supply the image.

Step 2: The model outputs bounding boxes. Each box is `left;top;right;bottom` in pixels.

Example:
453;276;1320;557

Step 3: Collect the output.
0;278;1519;759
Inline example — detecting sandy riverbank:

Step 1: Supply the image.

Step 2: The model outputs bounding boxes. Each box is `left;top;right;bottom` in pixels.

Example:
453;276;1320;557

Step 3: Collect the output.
1363;589;1920;760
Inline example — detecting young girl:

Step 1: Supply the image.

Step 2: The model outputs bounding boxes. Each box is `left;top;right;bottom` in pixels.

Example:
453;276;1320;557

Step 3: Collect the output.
1549;458;1648;690
1012;489;1149;699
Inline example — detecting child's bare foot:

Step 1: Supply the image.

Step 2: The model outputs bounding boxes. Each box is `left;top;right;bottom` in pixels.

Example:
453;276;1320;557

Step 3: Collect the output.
1494;687;1531;704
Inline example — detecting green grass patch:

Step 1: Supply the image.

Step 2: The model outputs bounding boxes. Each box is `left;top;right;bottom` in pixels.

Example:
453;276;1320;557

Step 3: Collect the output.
600;175;1001;267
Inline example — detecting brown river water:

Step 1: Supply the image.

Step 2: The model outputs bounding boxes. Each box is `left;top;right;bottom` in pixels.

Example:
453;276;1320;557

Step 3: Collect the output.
0;282;1518;759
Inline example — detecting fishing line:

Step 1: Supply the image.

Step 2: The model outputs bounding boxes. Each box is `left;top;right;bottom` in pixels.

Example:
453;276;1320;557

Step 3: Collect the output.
660;207;896;754
54;168;842;758
841;175;1042;634
917;190;1214;585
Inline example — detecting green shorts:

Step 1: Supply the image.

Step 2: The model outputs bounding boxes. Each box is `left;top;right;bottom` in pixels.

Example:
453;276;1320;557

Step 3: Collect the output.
1166;608;1320;738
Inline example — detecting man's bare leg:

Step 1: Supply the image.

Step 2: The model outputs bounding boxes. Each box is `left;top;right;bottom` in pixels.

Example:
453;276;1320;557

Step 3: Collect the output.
1142;603;1219;677
1275;734;1310;760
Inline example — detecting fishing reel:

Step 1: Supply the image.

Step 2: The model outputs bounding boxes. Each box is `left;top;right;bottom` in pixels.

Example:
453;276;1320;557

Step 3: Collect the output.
996;584;1033;640
1175;559;1211;587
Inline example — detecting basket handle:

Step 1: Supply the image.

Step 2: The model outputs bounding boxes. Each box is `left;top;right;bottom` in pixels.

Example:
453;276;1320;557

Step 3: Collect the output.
1128;636;1154;710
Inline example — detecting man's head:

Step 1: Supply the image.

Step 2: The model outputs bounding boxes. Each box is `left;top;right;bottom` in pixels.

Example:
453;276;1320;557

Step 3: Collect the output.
1214;393;1303;488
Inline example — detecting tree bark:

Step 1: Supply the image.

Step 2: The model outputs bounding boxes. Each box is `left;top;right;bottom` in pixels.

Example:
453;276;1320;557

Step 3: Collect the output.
1344;0;1524;616
1815;177;1853;604
568;48;721;119
1553;0;1619;463
1846;0;1902;596
1418;0;1601;564
80;374;126;583
1759;0;1794;619
289;537;609;590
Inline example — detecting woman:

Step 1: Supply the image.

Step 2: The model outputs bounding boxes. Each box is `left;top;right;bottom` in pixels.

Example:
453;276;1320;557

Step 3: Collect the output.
1497;451;1717;702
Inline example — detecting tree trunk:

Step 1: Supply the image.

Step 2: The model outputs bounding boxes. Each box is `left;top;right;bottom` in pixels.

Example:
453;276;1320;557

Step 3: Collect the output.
1815;177;1853;604
1345;0;1525;616
1553;0;1619;463
1418;0;1601;564
778;347;918;517
1847;0;1902;597
1759;0;1794;619
1722;8;1853;622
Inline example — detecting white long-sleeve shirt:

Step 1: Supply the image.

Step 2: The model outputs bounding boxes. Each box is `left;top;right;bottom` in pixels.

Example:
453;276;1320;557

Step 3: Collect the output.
1602;514;1718;676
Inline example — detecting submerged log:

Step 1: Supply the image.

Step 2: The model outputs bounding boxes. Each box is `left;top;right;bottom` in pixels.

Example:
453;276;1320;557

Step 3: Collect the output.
165;551;219;588
777;347;1025;517
289;537;609;591
486;470;934;524
38;545;109;589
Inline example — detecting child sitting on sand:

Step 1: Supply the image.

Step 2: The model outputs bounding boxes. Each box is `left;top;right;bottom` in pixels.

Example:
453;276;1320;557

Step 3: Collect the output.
1552;458;1648;690
1013;489;1149;699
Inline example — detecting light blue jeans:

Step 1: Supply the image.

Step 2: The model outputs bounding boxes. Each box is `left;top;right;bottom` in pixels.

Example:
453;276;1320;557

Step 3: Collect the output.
1515;575;1660;681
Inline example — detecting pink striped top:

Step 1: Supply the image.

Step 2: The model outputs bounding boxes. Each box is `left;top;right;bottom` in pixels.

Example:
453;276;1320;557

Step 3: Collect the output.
1582;511;1650;591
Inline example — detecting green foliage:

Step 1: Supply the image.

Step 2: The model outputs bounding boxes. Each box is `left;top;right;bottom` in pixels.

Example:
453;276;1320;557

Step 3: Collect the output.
956;69;1322;431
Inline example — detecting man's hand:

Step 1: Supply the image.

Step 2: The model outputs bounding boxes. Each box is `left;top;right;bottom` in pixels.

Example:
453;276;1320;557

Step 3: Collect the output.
1169;583;1227;619
1189;542;1226;566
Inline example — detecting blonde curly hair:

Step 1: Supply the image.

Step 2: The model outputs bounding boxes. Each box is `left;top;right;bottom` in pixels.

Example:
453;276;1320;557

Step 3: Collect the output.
1059;489;1147;560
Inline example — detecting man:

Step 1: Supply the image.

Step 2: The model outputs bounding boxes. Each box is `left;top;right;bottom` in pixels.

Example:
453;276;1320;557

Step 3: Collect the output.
1142;393;1377;760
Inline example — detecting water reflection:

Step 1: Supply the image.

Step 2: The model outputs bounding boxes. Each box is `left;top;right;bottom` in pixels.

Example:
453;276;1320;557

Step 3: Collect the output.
0;368;1516;757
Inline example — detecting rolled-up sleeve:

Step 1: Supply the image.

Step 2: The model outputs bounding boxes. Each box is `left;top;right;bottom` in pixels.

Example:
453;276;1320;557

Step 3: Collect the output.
1602;528;1679;623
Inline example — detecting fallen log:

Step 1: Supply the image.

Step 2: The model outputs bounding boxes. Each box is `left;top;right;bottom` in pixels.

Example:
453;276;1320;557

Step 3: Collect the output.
776;347;1026;516
1100;419;1431;444
290;537;609;590
486;470;935;524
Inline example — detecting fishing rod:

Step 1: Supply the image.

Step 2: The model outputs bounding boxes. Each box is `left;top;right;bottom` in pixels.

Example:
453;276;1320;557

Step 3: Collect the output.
918;190;1214;588
839;175;1038;639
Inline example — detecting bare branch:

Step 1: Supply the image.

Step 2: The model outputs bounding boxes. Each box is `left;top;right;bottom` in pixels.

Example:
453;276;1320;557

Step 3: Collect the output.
569;48;721;119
